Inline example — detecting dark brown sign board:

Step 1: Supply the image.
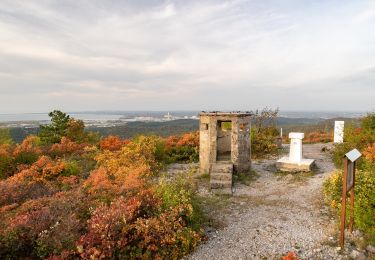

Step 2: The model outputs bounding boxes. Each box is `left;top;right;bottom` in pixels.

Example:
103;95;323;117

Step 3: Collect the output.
340;148;361;248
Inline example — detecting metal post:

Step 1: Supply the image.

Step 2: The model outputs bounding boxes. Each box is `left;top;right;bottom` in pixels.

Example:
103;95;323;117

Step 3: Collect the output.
340;158;348;248
349;161;356;233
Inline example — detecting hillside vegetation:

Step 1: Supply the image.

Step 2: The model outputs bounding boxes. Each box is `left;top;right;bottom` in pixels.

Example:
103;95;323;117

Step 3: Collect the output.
324;113;375;245
0;111;202;259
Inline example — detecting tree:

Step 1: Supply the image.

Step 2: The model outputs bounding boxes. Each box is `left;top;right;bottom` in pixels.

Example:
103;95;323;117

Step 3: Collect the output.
361;113;375;131
39;110;70;144
66;119;86;143
0;128;12;145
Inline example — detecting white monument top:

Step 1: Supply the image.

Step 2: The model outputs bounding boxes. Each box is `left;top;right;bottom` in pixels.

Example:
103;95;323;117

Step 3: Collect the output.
334;121;345;143
289;132;304;139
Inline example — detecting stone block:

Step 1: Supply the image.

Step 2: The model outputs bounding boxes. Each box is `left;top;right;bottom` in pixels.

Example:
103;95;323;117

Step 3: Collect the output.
276;156;315;172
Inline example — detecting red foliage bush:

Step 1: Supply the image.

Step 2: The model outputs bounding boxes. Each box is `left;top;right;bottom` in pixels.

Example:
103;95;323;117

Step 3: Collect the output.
0;144;14;178
0;156;69;206
48;137;88;157
176;132;199;147
304;131;333;143
13;136;42;157
12;136;42;167
77;189;201;259
0;191;88;258
164;132;199;162
363;142;375;162
0;132;204;259
282;251;299;260
99;135;124;151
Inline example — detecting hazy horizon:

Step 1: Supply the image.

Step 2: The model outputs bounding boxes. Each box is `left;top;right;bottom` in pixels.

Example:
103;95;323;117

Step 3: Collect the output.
1;0;375;113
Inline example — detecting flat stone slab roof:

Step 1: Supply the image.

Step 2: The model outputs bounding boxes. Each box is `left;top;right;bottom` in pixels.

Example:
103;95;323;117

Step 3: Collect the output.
200;111;253;117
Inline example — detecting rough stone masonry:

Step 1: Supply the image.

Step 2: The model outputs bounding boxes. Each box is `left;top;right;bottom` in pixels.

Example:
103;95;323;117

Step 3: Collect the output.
199;111;252;194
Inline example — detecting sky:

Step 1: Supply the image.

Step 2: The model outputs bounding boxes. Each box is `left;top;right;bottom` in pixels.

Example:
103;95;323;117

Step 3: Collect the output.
0;0;374;113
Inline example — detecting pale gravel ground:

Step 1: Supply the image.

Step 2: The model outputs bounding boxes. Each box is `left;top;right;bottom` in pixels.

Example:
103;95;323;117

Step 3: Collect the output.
185;143;352;260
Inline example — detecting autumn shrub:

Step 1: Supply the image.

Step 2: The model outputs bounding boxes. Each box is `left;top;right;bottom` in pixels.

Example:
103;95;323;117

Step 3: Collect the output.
304;131;333;143
48;137;88;158
99;135;124;151
78;183;203;259
0;144;14;179
326;113;375;244
84;135;165;202
0;128;205;258
364;142;375;164
13;135;42;166
0;191;89;259
282;251;299;260
332;114;375;169
323;169;375;244
165;132;199;163
0;156;74;206
96;135;165;174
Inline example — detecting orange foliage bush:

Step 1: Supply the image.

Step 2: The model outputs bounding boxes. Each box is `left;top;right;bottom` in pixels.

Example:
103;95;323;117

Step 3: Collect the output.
282;251;299;260
363;142;375;162
77;188;201;259
96;135;163;174
0;144;14;178
99;135;124;151
49;137;87;157
85;136;162;197
0;191;88;258
164;132;199;162
77;190;160;258
0;156;69;206
0;131;204;259
0;144;11;156
303;131;333;143
13;135;42;157
177;132;199;147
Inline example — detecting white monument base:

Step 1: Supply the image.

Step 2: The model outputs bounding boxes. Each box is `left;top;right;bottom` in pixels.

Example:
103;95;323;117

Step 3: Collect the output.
276;156;315;172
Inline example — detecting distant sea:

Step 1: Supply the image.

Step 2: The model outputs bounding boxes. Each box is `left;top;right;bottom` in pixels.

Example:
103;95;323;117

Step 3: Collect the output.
0;111;199;128
0;110;368;128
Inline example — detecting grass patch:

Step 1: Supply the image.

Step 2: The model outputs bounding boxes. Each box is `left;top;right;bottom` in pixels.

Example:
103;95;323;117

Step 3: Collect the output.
233;170;259;186
196;172;210;180
192;194;231;230
274;170;315;183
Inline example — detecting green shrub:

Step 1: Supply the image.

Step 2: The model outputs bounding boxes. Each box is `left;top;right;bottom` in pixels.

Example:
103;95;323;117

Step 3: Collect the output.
0;129;12;145
332;116;375;169
14;151;39;165
62;160;81;177
251;127;279;158
323;169;375;244
0;154;13;179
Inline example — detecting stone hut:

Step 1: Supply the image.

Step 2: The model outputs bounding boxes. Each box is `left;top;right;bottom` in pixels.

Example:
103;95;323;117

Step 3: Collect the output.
199;111;252;193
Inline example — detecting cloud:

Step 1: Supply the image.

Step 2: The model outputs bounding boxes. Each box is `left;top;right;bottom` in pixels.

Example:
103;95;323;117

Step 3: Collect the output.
0;0;374;113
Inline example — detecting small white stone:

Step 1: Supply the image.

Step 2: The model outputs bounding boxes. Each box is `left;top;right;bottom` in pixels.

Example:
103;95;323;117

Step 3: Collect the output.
366;245;375;254
350;249;366;260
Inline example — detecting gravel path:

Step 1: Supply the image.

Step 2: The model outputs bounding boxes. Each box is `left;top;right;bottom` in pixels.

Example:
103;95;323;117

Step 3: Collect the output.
187;143;348;260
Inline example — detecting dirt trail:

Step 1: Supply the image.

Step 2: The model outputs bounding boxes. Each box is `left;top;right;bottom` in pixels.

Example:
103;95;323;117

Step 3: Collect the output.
187;143;346;260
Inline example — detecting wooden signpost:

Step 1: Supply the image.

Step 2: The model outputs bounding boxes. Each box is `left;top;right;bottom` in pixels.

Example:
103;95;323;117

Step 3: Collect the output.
339;149;361;248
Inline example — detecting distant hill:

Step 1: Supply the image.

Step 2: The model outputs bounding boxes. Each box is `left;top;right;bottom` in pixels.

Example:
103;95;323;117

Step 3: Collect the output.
87;119;199;139
7;117;360;143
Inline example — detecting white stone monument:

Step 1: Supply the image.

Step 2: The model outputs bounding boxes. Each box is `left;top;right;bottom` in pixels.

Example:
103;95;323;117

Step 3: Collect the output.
334;121;344;143
276;132;315;172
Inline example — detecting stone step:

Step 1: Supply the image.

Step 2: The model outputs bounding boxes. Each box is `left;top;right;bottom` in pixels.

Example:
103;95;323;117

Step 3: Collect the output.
211;188;232;195
210;172;232;182
211;163;233;173
210;180;232;189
